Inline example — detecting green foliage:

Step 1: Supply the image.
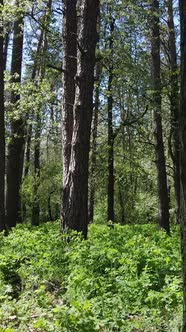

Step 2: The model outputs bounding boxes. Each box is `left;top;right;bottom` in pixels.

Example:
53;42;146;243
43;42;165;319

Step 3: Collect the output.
0;223;182;331
21;159;62;222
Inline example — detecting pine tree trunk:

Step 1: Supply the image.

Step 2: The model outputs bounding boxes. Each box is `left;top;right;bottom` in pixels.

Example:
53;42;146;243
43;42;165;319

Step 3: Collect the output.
166;0;180;223
151;0;170;234
62;0;99;238
6;5;24;228
62;0;77;223
0;0;5;231
31;114;41;226
31;0;52;225
62;0;77;176
88;61;101;223
179;1;186;330
107;17;115;222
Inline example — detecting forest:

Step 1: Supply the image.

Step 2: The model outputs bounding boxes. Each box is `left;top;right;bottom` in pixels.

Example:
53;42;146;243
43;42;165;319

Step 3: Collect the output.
0;0;186;331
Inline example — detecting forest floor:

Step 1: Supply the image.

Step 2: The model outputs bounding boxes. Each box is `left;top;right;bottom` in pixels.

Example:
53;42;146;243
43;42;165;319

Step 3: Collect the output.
0;222;182;331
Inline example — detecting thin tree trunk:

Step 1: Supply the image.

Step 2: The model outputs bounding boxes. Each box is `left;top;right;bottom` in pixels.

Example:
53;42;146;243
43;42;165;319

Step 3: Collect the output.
179;1;186;330
31;115;41;226
62;0;77;173
22;25;45;221
31;0;52;225
118;184;125;225
107;16;115;222
151;0;170;234
23;13;47;180
62;0;77;221
24;124;32;178
3;30;10;70
88;61;101;223
166;0;180;223
6;4;24;228
0;0;6;231
61;0;99;238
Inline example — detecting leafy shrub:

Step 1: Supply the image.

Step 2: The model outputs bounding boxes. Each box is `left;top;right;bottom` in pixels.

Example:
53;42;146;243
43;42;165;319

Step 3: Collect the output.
0;222;182;331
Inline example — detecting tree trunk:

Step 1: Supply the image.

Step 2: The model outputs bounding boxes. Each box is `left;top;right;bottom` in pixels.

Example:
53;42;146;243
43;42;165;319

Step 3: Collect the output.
151;0;170;234
62;0;77;225
61;0;99;238
107;17;115;222
6;4;24;228
22;22;46;221
31;114;41;226
31;0;52;225
88;61;101;223
0;0;6;231
179;1;186;330
166;0;180;223
3;30;10;70
62;0;77;176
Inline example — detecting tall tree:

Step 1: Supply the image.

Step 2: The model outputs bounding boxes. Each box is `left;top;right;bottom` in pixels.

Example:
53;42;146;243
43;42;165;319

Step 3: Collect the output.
107;15;115;222
88;60;101;223
179;0;186;330
0;0;5;231
151;0;170;233
31;0;52;226
61;0;77;228
61;0;99;238
166;0;180;223
6;1;24;228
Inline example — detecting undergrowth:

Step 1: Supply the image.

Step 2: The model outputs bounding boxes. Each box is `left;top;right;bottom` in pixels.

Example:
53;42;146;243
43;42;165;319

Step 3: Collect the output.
0;222;182;331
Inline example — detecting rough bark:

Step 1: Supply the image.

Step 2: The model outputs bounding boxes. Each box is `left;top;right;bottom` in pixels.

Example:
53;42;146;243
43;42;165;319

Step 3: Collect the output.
107;17;115;222
179;1;186;330
6;4;24;228
0;0;6;231
166;0;180;223
61;0;99;238
151;0;170;234
62;0;77;177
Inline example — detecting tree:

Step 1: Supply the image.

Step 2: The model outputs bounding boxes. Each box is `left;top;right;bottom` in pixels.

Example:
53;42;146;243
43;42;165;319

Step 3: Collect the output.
107;14;115;222
31;0;53;226
179;0;186;329
61;0;99;238
0;0;5;231
166;0;180;223
88;60;101;223
151;0;170;234
6;0;25;228
61;0;77;228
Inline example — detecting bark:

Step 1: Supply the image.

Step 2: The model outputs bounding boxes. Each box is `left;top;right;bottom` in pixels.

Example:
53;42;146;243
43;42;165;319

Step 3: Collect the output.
151;0;170;234
107;17;115;222
62;0;77;177
62;0;99;238
179;1;186;330
61;0;77;229
166;0;180;223
6;4;24;228
0;0;6;231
